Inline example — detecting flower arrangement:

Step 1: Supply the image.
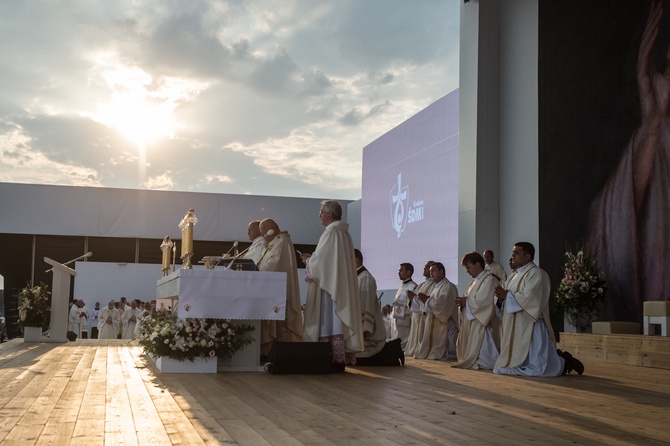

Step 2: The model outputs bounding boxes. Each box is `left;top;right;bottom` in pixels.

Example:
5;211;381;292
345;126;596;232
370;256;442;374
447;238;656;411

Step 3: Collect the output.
18;282;51;328
555;247;607;331
135;309;255;362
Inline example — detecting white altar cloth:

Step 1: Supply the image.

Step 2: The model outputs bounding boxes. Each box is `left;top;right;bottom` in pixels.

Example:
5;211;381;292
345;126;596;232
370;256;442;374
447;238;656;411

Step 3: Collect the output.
156;268;286;320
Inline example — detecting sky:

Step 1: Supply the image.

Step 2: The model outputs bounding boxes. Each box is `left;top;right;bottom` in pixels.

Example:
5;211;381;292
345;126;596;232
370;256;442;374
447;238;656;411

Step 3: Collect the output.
0;0;459;200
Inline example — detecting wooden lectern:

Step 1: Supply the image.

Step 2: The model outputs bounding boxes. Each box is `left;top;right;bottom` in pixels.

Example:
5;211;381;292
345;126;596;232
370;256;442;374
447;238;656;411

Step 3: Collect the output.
44;257;77;343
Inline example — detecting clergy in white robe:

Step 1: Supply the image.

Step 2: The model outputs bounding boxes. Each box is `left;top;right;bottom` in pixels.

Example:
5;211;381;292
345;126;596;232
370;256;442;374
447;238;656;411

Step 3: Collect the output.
405;261;436;357
390;263;417;350
242;220;267;264
98;301;121;340
354;251;404;366
68;300;86;338
493;242;568;376
414;262;459;360
453;252;500;370
134;303;154;337
355;252;386;358
257;219;304;356
302;200;363;368
122;301;142;339
483;250;507;283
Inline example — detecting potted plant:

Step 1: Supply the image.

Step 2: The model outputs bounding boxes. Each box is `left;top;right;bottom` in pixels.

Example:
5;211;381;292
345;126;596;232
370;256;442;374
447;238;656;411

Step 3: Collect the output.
555;247;607;332
135;308;255;373
19;282;51;342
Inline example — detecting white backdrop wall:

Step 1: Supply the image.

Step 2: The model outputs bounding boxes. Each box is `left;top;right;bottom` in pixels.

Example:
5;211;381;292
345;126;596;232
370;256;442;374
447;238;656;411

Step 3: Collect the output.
0;182;350;245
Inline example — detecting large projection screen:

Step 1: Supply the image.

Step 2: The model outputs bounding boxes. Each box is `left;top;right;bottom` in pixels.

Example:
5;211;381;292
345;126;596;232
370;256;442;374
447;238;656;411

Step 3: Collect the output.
361;90;459;290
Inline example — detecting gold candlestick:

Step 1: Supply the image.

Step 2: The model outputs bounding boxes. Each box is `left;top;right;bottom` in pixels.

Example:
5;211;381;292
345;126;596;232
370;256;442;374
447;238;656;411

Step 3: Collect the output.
178;208;198;269
160;236;173;277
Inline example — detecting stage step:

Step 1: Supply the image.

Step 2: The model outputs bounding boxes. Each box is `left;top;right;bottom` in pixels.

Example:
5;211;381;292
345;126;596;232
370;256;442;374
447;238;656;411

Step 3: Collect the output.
559;332;670;370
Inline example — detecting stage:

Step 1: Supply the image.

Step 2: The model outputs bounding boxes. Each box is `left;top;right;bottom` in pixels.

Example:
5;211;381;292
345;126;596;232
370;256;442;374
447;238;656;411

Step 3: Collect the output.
559;332;670;370
0;337;669;445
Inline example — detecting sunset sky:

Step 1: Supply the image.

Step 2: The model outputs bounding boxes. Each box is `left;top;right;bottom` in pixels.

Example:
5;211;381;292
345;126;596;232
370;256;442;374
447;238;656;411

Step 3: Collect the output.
0;0;459;200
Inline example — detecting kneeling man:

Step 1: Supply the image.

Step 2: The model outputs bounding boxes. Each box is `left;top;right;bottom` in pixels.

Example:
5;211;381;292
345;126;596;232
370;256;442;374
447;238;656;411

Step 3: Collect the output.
452;252;500;369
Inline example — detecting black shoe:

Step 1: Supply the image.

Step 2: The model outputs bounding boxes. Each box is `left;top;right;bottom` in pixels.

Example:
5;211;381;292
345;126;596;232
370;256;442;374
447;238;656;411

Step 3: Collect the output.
561;350;584;375
330;362;346;373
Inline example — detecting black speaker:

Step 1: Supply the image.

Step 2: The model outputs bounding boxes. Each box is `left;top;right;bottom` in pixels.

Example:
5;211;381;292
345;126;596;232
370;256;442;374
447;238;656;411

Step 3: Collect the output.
266;342;333;374
66;331;78;341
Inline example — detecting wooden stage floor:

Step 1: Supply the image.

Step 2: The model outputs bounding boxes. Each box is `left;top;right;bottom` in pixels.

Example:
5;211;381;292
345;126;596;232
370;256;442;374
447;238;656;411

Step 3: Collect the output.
1;338;669;446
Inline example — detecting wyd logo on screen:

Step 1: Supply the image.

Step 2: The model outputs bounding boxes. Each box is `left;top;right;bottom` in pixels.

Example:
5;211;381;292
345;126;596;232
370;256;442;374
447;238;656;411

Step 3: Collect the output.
390;173;424;238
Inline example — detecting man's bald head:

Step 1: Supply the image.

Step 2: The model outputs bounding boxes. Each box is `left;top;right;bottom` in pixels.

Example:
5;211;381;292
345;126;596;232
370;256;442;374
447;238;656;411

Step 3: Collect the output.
247;220;261;241
259;218;280;242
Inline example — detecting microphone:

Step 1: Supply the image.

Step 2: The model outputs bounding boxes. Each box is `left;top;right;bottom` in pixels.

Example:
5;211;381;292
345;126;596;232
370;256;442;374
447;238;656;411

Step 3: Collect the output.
213;241;239;268
225;241;239;256
224;245;253;270
46;252;93;273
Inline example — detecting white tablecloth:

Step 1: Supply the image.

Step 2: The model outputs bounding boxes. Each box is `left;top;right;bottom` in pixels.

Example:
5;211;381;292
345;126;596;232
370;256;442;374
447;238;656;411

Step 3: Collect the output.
156;269;286;320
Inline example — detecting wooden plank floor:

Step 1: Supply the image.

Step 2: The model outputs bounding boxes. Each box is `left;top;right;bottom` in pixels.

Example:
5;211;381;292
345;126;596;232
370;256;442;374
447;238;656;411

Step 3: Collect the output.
0;339;669;445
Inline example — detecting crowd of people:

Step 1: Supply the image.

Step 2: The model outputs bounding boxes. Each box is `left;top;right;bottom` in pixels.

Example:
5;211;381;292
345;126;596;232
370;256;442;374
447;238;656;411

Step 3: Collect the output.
62;198;584;377
67;297;156;340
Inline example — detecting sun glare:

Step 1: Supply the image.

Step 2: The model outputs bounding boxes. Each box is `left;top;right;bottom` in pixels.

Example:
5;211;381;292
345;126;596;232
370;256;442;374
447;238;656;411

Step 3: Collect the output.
99;96;176;148
87;62;205;149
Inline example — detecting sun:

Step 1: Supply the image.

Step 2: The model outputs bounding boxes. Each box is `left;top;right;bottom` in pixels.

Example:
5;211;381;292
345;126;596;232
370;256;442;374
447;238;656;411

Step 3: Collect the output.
87;62;207;149
91;66;178;148
102;95;176;148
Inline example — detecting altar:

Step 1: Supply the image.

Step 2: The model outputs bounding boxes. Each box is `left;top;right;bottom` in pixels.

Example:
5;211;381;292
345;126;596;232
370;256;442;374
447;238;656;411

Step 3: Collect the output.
156;268;287;372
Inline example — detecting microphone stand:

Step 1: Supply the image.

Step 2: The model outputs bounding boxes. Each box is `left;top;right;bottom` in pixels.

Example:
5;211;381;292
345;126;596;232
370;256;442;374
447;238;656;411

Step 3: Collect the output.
224;245;252;270
213;242;239;268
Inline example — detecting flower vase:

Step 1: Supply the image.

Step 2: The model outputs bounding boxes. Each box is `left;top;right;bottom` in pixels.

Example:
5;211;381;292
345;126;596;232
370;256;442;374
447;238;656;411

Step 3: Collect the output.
149;355;217;373
563;312;592;333
23;326;43;342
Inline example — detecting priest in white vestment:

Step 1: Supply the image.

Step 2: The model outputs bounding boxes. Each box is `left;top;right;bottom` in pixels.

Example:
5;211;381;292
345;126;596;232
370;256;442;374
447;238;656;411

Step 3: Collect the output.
354;250;385;358
493;242;583;376
68;300;86;338
121;300;142;339
98;301;121;340
390;263;417;350
405;261;435;357
257;218;304;356
134;302;154;337
242;220;267;264
354;250;404;366
483;250;507;283
414;262;459;360
302;200;364;369
453;252;500;370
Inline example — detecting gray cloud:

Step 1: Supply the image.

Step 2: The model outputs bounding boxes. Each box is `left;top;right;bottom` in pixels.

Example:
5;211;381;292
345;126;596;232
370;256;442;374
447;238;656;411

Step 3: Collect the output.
0;0;459;199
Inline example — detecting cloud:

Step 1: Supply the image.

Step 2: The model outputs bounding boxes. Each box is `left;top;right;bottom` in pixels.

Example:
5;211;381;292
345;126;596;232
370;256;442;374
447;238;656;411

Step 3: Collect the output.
0;0;459;200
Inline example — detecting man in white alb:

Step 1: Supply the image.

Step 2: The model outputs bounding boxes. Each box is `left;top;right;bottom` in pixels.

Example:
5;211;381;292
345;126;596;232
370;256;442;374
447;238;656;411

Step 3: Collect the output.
390;262;417;350
483;250;507;283
257;218;304;356
354;249;404;366
414;262;459;360
301;200;364;370
493;242;584;376
122;300;142;339
242;220;267;264
98;301;121;340
405;261;435;357
452;252;500;370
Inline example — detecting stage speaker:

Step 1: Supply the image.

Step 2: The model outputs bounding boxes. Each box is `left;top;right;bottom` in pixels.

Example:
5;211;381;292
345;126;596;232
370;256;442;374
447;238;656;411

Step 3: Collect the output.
266;342;333;374
66;331;78;341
